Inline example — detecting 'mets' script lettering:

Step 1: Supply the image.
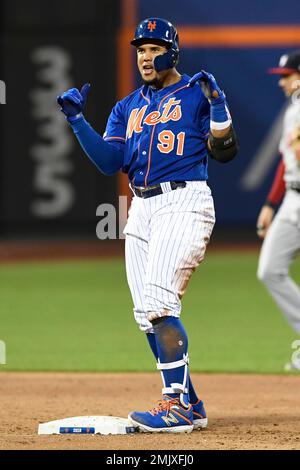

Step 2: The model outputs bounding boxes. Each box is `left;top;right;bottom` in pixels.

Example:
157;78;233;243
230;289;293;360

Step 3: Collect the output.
126;98;182;138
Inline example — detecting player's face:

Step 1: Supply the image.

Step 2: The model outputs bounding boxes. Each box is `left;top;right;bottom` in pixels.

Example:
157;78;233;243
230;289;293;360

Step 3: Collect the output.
136;43;169;87
278;72;300;97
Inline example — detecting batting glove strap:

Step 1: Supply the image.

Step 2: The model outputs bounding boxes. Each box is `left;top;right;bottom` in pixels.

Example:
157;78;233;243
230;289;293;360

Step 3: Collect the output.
67;113;83;123
210;101;232;130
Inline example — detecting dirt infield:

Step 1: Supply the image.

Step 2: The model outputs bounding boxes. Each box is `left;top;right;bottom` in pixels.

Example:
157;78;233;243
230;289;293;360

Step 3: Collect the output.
0;372;300;450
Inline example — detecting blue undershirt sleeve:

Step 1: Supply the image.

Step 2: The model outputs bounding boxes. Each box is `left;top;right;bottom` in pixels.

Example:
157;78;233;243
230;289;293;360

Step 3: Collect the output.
68;116;124;176
196;95;210;138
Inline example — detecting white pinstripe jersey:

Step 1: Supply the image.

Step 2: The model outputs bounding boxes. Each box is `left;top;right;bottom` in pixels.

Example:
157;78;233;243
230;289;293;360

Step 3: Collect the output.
279;99;300;183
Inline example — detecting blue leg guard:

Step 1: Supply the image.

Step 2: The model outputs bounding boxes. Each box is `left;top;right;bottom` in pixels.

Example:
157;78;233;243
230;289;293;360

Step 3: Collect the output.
150;317;190;406
146;331;199;404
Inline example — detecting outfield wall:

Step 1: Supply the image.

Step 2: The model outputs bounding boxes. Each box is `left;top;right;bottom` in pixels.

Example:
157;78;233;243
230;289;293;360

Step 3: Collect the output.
0;0;120;238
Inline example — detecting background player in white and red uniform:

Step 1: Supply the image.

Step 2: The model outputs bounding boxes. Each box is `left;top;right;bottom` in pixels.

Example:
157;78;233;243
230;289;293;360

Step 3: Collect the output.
57;17;238;433
257;51;300;366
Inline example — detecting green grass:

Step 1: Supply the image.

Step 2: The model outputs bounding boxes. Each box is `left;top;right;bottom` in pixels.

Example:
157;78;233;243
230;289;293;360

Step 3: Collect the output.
0;252;299;373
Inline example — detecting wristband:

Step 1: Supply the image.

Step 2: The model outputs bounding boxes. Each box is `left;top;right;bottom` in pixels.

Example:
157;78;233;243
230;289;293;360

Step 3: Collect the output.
264;200;277;210
210;98;232;130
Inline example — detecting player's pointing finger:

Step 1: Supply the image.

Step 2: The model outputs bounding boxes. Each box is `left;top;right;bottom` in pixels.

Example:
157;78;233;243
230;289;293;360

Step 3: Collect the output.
80;83;91;102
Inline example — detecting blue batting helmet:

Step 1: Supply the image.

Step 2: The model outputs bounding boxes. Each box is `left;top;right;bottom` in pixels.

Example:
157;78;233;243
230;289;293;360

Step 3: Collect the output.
131;18;179;71
131;18;179;51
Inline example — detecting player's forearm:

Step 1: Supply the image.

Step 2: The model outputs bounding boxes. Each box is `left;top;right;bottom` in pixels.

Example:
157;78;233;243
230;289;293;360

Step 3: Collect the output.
68;116;124;175
265;158;285;208
208;94;238;161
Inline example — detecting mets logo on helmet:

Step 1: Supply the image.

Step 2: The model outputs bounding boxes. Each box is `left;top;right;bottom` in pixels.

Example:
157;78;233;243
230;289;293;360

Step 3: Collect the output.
147;21;156;32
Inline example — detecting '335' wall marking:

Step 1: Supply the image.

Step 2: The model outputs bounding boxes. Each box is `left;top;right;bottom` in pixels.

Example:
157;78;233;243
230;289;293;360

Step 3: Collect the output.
30;47;75;218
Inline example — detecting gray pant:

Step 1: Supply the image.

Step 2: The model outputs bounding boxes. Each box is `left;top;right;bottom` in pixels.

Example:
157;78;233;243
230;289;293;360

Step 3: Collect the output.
257;191;300;334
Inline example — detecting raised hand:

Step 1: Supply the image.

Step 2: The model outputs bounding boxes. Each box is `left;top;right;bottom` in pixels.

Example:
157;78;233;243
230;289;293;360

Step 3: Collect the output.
188;70;225;103
57;83;91;121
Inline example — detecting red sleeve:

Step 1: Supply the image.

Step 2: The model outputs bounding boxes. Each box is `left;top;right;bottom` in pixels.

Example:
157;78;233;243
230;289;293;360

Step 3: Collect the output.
266;158;285;207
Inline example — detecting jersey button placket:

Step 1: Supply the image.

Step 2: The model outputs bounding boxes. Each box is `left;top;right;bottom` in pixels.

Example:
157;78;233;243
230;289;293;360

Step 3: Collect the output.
144;98;159;186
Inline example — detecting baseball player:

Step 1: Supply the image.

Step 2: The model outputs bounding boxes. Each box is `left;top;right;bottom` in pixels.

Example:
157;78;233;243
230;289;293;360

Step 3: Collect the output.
257;51;300;367
57;17;238;433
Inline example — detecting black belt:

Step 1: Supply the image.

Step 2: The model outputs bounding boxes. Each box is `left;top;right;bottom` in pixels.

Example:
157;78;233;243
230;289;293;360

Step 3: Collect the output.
132;181;186;199
287;182;300;193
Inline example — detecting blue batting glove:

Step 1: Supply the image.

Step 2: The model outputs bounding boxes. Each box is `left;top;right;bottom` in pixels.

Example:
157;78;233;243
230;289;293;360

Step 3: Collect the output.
188;70;225;103
57;83;91;122
188;70;231;128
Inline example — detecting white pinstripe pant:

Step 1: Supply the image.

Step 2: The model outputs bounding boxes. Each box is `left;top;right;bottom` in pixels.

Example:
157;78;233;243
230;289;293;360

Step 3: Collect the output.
124;181;216;333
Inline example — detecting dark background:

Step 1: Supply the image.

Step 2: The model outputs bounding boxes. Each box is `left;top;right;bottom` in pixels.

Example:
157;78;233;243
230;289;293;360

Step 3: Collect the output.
0;0;120;238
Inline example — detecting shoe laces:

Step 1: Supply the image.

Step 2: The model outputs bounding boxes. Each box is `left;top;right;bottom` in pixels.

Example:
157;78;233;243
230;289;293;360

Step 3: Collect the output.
149;398;179;416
